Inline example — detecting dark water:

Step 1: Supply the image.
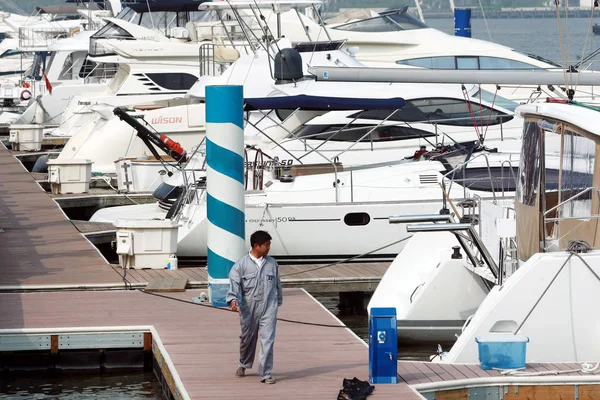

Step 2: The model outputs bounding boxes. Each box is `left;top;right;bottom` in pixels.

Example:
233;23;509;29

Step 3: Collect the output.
426;17;600;67
0;371;164;400
312;292;440;362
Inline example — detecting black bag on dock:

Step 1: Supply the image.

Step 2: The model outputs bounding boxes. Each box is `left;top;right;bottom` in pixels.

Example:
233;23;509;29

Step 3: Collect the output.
337;377;375;399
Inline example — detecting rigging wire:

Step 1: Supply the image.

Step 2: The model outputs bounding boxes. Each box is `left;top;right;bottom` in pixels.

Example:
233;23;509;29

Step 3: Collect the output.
281;235;414;277
574;3;598;94
554;0;571;97
476;0;493;42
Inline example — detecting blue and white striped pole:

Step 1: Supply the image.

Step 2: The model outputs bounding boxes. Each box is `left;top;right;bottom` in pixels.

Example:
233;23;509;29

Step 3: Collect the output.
206;85;245;307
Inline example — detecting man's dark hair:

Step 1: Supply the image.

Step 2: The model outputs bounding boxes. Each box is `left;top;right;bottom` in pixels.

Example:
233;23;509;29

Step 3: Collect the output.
250;230;272;247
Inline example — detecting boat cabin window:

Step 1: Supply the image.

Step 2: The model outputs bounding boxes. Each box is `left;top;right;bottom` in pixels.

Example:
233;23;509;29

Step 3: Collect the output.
348;104;428;123
93;22;134;40
115;5;208;31
90;22;133;56
557;128;595;219
411;98;511;126
397;56;543;70
471;89;518;112
294;124;435;142
479;57;544;70
334;7;428;32
145;73;198;91
518;121;596;216
58;53;75;80
344;212;370;226
78;56;118;80
275;109;296;121
456;56;479;70
349;98;512;127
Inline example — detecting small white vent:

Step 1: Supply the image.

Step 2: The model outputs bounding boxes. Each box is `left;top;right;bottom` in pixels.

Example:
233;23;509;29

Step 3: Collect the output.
419;174;438;185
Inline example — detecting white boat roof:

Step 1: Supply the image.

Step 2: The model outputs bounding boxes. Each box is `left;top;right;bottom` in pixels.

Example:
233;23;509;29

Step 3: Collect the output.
47;29;96;52
516;101;600;137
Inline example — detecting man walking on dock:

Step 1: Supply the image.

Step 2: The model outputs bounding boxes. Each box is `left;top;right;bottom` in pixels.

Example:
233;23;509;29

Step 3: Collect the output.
226;230;283;384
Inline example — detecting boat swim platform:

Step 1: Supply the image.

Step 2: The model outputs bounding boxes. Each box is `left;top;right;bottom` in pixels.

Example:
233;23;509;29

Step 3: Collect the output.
2;289;600;400
0;143;388;292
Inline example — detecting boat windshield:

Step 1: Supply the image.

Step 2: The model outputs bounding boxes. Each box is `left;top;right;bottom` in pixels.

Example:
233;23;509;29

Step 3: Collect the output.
524;53;561;68
334;6;428;32
470;88;518;112
115;5;207;32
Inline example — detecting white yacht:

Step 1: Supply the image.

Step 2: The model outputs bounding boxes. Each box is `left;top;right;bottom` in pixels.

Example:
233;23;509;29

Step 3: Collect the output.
55;41;523;174
1;2;117;120
42;1;230;137
91;138;512;263
368;96;600;356
219;3;583;102
436;99;600;364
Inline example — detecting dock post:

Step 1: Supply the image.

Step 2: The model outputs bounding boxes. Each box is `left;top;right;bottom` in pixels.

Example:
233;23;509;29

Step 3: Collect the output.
205;85;246;307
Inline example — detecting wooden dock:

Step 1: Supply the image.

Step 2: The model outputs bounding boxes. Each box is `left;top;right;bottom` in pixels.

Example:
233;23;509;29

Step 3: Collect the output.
0;143;121;289
0;289;419;399
2;288;600;400
3;136;600;399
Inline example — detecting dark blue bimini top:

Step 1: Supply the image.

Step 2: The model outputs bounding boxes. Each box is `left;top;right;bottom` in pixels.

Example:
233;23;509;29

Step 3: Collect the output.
120;0;207;12
244;95;406;111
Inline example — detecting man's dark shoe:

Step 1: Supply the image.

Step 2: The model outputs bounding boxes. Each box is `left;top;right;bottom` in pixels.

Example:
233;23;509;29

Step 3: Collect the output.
235;367;246;377
261;377;276;384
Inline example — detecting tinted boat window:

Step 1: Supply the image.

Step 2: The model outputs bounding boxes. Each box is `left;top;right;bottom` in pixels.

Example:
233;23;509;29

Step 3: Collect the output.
335;8;427;32
145;73;198;91
295;124;436;142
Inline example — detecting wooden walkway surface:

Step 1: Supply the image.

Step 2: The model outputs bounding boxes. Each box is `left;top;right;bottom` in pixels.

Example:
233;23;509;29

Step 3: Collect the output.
0;288;418;399
122;262;388;293
2;288;598;399
0;144;121;289
3;142;600;399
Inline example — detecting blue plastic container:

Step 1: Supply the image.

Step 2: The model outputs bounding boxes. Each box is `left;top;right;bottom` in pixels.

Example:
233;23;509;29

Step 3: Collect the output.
475;335;529;370
454;8;472;38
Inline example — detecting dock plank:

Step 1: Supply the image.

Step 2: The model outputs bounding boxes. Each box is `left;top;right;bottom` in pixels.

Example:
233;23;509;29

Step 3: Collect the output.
0;144;123;288
0;289;415;400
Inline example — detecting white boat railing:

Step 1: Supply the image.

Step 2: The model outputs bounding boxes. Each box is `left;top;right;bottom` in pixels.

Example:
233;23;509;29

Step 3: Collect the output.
441;152;518;203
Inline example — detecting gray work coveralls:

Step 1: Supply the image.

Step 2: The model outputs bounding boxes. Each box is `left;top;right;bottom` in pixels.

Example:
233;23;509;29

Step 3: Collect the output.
226;253;283;380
